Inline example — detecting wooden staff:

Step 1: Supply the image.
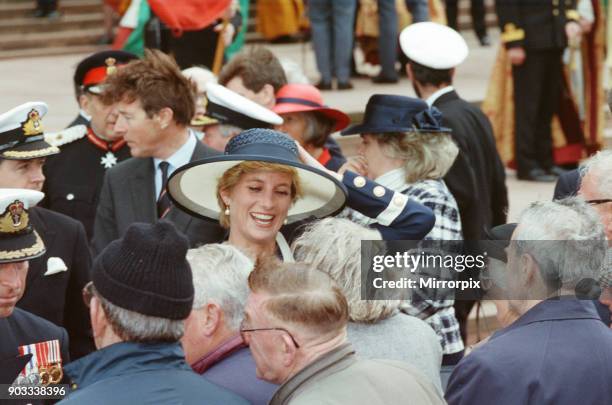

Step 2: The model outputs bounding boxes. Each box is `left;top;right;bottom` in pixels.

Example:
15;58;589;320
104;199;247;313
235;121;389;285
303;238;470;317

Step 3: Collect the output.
212;17;229;75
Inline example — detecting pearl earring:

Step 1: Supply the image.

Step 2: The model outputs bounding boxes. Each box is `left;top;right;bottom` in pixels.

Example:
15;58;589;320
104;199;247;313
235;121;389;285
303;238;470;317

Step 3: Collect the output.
283;218;288;225
224;207;230;215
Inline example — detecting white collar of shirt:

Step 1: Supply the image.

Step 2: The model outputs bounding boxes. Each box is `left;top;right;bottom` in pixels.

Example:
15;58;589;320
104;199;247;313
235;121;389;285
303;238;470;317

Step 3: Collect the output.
79;109;91;121
425;86;454;107
375;168;408;191
153;130;197;198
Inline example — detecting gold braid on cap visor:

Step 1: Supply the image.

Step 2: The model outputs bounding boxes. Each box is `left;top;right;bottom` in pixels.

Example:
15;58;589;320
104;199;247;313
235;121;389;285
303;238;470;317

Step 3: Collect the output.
0;232;45;261
1;145;59;159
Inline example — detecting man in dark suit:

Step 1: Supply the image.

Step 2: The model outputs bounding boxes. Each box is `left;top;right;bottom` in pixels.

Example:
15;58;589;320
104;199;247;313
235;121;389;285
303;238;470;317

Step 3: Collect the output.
0;102;94;361
401;22;508;237
496;0;581;181
400;22;509;342
0;189;69;385
446;198;612;405
43;51;138;240
92;50;225;256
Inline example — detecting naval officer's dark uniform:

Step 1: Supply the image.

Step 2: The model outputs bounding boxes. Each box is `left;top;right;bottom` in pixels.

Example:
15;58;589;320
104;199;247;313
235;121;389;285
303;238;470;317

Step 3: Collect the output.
17;206;94;361
495;0;579;178
42;128;131;239
1;308;70;384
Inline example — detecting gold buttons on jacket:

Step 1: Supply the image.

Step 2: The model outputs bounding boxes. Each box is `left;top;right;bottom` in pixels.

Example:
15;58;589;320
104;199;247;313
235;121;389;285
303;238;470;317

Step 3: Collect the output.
553;9;559;16
353;176;366;188
373;186;385;198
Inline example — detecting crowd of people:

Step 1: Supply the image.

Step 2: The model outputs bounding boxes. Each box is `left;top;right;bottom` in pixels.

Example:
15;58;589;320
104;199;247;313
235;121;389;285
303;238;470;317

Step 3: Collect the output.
1;2;612;405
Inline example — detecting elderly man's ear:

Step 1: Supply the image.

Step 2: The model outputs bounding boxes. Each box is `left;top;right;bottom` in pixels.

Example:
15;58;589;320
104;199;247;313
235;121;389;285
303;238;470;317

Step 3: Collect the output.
519;253;538;285
90;297;116;349
280;334;298;367
201;303;223;337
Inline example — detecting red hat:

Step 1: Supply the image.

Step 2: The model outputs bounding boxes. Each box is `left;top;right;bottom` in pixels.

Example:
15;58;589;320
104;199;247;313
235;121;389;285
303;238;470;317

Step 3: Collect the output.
273;84;351;132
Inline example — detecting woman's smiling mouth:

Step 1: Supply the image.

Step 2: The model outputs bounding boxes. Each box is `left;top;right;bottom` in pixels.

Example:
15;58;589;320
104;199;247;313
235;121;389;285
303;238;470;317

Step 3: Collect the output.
250;212;275;226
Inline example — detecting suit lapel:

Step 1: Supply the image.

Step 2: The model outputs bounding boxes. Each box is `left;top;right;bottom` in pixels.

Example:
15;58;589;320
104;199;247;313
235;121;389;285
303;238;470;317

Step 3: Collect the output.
129;158;157;223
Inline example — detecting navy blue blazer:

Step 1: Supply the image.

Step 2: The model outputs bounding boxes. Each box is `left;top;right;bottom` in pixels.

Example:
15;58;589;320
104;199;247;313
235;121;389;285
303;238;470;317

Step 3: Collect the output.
342;170;435;240
445;299;612;405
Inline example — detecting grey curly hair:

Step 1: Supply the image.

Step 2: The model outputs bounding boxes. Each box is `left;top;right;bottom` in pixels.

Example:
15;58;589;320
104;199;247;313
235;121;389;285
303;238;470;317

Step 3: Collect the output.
292;217;400;323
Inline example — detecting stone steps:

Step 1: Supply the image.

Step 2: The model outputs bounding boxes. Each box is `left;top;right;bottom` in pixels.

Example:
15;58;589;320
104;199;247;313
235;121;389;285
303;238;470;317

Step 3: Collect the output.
0;0;100;19
0;0;104;53
0;0;498;58
0;12;103;34
0;27;106;51
0;44;105;60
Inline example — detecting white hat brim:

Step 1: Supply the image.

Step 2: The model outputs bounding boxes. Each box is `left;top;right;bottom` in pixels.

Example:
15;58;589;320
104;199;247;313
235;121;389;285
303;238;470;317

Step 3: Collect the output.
168;156;347;224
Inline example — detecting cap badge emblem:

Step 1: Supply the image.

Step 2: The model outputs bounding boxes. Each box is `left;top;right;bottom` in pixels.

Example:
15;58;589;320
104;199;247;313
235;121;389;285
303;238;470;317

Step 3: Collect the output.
22;109;43;136
105;57;117;75
0;200;28;233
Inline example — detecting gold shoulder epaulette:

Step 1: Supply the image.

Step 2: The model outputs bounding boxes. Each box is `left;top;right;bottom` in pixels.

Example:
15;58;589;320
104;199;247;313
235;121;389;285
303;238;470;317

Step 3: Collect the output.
501;23;525;43
566;9;580;21
44;125;87;147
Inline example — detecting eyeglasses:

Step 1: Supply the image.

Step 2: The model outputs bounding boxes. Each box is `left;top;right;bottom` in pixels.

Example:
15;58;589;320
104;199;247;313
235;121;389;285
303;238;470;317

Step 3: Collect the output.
82;281;94;308
239;319;301;349
587;199;612;206
587;199;612;215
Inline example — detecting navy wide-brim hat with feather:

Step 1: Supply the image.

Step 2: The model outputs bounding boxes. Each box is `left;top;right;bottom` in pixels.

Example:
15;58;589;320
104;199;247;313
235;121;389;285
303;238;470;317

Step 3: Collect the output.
167;129;348;224
341;94;450;136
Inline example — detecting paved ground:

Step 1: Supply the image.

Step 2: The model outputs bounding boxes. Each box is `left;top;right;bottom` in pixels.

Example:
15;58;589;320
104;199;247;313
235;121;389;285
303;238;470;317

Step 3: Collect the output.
0;28;555;220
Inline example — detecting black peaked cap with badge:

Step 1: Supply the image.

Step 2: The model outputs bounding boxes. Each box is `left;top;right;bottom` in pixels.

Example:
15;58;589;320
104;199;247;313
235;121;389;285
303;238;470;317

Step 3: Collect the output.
74;50;138;95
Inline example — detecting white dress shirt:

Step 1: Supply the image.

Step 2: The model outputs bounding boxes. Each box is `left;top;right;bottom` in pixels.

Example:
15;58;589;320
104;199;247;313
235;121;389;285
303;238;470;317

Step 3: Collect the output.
425;85;455;107
153;130;197;198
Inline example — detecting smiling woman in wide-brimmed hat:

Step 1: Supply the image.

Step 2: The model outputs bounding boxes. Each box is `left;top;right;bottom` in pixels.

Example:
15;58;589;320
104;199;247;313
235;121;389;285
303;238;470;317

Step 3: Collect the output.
273;83;350;171
168;126;438;261
167;128;347;260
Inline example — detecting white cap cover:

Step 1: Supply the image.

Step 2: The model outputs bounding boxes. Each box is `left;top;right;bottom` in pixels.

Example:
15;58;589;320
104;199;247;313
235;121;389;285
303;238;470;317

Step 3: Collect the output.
400;22;469;70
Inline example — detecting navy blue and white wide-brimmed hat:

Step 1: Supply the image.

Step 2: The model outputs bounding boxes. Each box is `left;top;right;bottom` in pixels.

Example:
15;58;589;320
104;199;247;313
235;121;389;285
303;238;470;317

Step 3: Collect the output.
0;102;59;160
0;189;46;264
341;94;450;136
167;129;348;223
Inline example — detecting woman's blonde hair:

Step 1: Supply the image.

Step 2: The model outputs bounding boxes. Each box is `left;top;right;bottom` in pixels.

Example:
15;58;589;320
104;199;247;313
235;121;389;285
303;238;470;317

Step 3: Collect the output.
375;131;459;183
216;161;303;228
